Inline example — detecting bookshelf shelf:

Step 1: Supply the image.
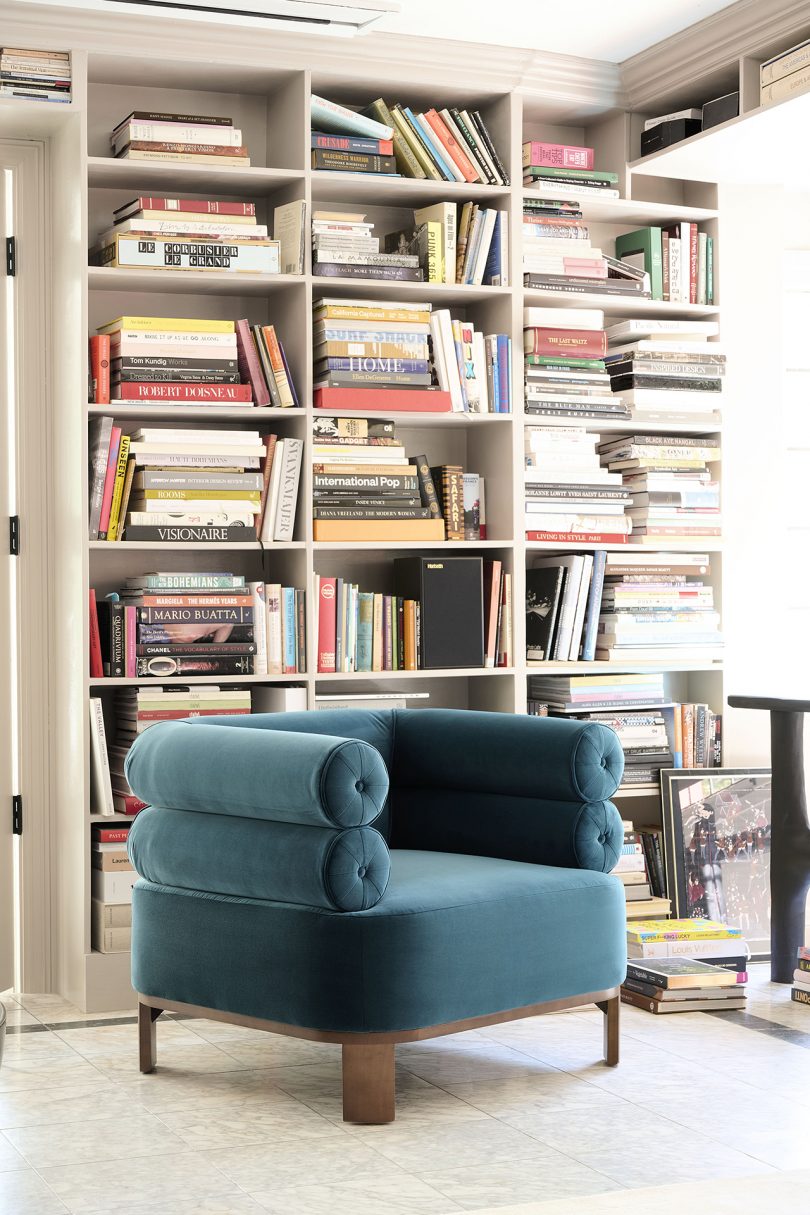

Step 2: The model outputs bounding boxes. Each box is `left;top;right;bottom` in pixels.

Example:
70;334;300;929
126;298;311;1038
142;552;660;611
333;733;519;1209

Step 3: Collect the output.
522;191;718;225
313;540;514;551
523;417;722;436
312;410;513;427
314;667;515;681
87;267;305;296
311;277;511;303
523;288;719;316
88;406;307;421
525;540;723;553
526;660;723;674
87;156;305;195
89;674;307;687
311;171;511;206
88;540;306;551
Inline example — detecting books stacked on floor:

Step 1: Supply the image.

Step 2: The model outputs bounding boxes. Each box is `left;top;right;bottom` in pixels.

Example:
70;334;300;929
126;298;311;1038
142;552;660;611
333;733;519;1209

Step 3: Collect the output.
761;37;810;105
598;434;721;544
92;316;249;407
615;224;714;304
312;94;508;184
91;194;280;273
522;141;619;200
793;945;810;1006
312;297;451;414
622;956;747;1014
91;822;134;952
527;670;667;712
523;307;629;422
385;201;508;286
604;320;724;424
0;47;71;103
111;110;250;165
597;551;722;664
313;209;422;281
316;557;509;672
524;427;632;545
522;182;650;299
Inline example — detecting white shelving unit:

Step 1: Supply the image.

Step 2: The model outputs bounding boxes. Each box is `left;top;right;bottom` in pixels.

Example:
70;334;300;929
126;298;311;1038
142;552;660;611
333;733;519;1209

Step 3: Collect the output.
8;51;726;1011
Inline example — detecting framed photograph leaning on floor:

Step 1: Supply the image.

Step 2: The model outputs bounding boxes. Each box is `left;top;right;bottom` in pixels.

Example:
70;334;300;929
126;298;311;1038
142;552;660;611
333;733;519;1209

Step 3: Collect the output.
660;769;772;960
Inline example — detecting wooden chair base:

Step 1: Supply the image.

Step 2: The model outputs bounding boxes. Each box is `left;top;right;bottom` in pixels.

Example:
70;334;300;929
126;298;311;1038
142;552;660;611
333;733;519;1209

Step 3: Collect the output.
138;986;620;1121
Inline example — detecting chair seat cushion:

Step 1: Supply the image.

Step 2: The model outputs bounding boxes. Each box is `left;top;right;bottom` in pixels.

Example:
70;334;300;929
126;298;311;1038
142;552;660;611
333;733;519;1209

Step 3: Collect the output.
132;849;626;1034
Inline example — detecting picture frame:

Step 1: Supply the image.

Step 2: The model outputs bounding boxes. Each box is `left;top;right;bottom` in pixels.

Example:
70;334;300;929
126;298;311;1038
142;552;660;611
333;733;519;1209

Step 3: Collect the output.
659;768;772;960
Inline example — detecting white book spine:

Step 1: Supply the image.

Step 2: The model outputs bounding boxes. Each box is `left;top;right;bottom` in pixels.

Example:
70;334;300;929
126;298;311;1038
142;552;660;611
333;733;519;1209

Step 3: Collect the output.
100;237;280;274
249;582;268;675
266;583;283;674
89;699;115;816
273;438;303;542
261;441;285;543
113;124;244;146
113;219;268;238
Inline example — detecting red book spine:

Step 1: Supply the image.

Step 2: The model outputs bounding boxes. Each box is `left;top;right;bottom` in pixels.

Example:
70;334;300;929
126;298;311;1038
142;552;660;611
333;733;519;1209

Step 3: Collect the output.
134;707;247;721
525;531;629;544
524;141;594;170
97;427;122;540
125;196;256;215
113;794;148;816
312;134;393;155
125;606;137;677
317;577;337;674
314;387;452;413
424;110;479;182
235;319;271;408
92;826;132;842
89;335;110;404
89;588;104;677
117;382;254;402
690;223;699;304
524;329;608;359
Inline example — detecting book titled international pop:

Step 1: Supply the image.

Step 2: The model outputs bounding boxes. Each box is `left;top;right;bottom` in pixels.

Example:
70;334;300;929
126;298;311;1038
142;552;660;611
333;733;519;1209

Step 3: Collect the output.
92;235;280;273
627;919;742;943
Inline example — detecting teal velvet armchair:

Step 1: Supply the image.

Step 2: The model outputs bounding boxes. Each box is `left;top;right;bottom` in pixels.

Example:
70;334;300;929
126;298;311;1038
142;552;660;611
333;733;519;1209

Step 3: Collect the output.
126;708;627;1123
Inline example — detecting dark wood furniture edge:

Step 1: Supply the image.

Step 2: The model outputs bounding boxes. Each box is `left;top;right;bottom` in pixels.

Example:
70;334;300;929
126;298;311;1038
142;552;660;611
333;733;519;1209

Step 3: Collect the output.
728;695;810;713
137;987;620;1122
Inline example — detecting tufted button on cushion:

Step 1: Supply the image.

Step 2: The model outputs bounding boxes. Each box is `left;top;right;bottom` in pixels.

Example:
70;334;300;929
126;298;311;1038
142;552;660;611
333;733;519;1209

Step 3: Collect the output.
358;866;367;877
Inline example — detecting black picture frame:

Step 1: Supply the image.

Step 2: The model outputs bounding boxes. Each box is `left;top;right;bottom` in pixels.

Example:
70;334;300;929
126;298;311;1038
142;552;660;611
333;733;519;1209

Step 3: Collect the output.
659;768;772;960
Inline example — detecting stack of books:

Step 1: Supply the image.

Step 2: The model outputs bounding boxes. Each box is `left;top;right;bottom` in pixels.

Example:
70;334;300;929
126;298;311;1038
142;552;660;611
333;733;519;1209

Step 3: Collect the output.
527;670;667;713
91;822;135;953
386;202;508;287
523;307;629;422
761;37;810;105
604;320;725;424
0;47;71;103
91;194;280;274
313;209;422;281
615;225;715;305
110;110;250;166
597;553;722;664
312;130;397;176
613;820;655;906
793;945;810;1006
622;956;748;1015
524;428;632;545
522;141;619;199
591;712;674;786
91;316;250;407
312;298;450;413
311;94;509;185
598;434;721;544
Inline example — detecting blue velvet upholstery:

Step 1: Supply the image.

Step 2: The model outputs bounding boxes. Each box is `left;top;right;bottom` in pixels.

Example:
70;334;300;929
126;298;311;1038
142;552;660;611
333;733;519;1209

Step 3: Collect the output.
127;709;627;1036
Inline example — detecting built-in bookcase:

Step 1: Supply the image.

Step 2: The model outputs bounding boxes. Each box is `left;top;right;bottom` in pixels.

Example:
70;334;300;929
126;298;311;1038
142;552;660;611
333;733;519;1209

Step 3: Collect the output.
6;50;725;1009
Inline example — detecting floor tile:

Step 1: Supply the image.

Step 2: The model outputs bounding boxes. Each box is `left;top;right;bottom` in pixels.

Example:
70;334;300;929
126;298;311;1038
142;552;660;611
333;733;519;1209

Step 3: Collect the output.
209;1137;405;1192
352;1117;544;1173
0;1130;27;1172
5;1113;189;1168
0;1168;70;1213
154;1099;341;1150
38;1151;236;1213
0;1082;149;1131
250;1175;461;1215
419;1153;623;1210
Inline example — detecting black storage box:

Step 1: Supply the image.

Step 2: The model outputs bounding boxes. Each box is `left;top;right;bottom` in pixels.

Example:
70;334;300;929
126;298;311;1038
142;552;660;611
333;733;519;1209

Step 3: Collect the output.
640;118;702;156
702;91;739;130
393;556;484;669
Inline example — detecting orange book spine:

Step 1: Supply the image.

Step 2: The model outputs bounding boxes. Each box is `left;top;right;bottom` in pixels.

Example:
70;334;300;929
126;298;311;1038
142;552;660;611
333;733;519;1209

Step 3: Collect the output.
89;334;111;404
424;109;479;183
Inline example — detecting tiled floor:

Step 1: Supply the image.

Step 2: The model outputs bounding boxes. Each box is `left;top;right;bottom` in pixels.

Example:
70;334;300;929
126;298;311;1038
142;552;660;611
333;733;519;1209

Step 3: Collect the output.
0;966;808;1214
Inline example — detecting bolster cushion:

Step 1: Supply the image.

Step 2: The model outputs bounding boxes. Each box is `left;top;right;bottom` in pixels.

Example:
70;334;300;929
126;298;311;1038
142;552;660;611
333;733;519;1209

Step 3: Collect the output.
392;709;623;803
124;720;389;828
128;806;390;911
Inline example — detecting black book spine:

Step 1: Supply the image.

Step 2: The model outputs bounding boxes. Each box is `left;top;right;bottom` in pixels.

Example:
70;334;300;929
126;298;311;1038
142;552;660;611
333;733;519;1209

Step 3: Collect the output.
471;110;509;184
136;642;256;656
112;369;241;385
135;655;254;676
649;832;667;897
137;606;254;624
122;525;257;543
313;263;423;281
311;496;421;508
450;107;495;183
296;588;306;674
112;357;239;372
413;454;443;523
312;149;397;173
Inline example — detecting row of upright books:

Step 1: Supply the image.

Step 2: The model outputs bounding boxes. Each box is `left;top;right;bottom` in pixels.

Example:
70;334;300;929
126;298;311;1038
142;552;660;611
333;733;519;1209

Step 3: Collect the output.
313;204;507;286
316;556;511;673
311;93;509;184
613;820;670;917
622;919;748;1014
0;46;70;103
89;572;306;680
87;420;302;544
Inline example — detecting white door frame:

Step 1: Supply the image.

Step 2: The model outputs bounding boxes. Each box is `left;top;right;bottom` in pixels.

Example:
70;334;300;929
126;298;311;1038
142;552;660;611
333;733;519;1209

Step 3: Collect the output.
0;139;54;995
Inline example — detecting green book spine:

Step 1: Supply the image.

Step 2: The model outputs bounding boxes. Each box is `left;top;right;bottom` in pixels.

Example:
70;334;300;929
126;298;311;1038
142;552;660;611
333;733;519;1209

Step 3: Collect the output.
365;98;426;179
526;166;619;182
525;355;604;370
707;236;714;305
615;227;663;301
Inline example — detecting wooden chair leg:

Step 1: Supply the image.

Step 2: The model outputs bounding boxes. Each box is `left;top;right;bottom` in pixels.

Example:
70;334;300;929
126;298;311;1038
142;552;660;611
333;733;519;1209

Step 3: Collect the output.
342;1042;395;1123
138;1001;162;1074
596;995;620;1067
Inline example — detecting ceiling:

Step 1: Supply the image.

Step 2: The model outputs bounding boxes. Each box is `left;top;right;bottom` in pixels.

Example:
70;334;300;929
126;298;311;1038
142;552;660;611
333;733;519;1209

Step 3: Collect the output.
374;0;742;62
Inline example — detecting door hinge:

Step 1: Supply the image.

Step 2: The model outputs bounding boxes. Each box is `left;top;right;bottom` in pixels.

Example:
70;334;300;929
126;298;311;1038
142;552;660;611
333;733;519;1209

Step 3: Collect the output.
12;795;22;836
5;236;15;277
9;515;19;556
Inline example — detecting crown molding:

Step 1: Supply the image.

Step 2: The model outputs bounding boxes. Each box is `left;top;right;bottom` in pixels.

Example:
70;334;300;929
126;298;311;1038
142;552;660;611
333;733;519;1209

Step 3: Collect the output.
620;0;810;109
0;1;621;111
